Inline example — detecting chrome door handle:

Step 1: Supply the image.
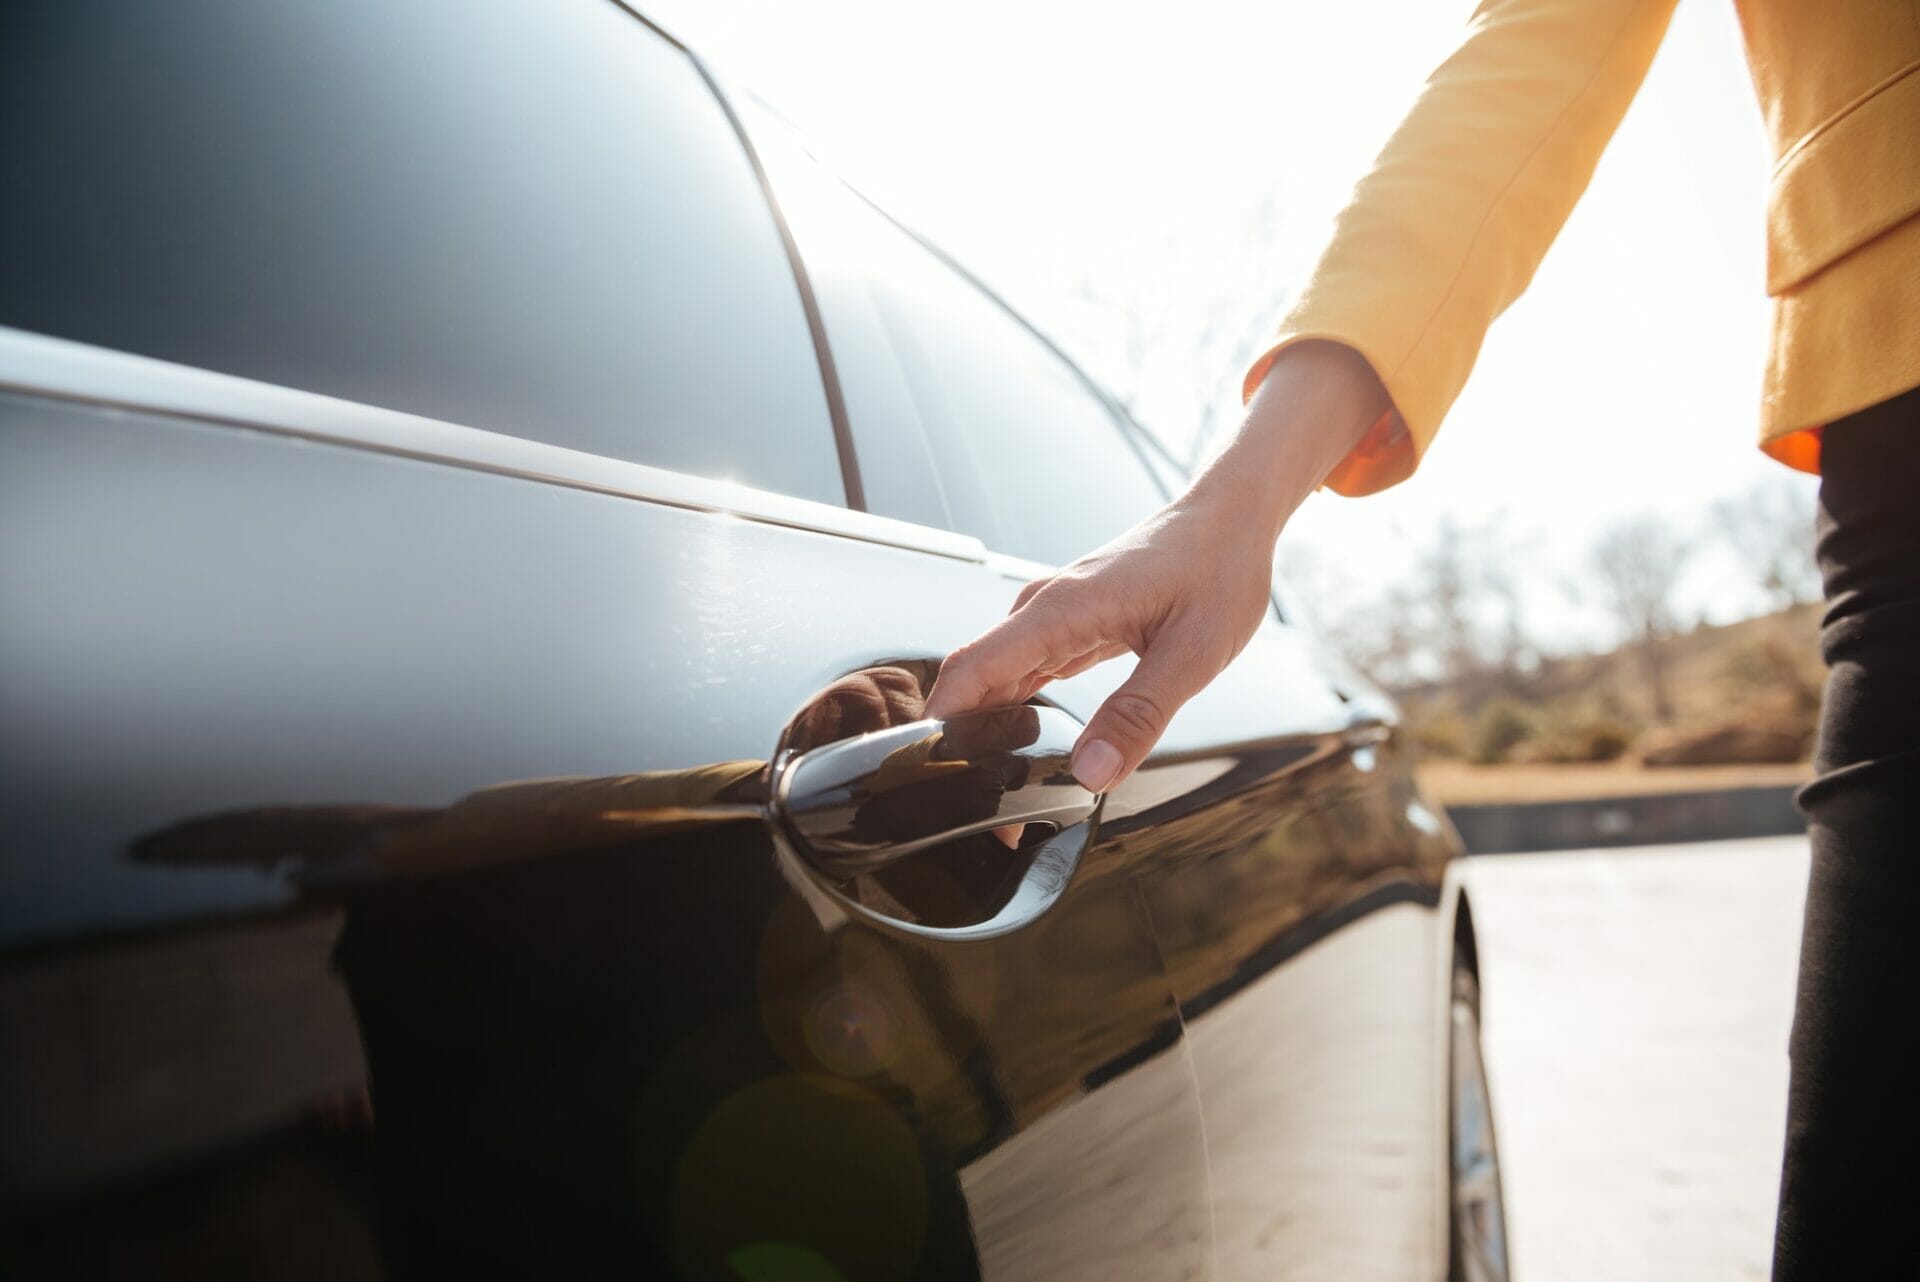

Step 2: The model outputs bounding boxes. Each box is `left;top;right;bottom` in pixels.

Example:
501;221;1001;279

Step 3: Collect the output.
772;704;1098;878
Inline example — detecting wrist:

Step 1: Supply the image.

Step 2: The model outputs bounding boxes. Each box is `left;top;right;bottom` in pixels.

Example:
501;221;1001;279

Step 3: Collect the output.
1192;340;1389;542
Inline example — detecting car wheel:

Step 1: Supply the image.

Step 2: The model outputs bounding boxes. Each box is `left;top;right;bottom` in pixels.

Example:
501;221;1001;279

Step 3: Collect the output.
1449;960;1511;1282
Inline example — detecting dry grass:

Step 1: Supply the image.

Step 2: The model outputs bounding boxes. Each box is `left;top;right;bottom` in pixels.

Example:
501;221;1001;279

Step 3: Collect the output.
1416;759;1811;807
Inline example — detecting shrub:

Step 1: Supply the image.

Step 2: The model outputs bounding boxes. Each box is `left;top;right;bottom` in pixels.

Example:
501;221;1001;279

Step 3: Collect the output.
1405;696;1468;760
1717;635;1823;716
1517;698;1639;763
1639;719;1813;766
1576;718;1635;761
1469;699;1536;765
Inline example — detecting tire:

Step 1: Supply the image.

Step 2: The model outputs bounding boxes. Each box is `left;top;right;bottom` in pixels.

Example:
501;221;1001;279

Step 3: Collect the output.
1449;961;1512;1282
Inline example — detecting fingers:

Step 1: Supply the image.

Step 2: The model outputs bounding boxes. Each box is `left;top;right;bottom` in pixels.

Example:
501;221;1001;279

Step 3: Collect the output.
1050;642;1129;682
1070;627;1222;794
1005;641;1124;706
924;622;1039;719
927;495;1272;797
926;590;1099;720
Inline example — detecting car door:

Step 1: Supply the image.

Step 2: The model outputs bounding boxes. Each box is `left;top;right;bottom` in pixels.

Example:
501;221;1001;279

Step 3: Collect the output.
1116;605;1463;1282
747;108;1466;1282
1109;413;1465;1278
0;2;1212;1279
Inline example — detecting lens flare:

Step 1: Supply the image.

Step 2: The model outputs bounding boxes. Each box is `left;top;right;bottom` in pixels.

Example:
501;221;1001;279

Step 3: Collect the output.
803;981;902;1078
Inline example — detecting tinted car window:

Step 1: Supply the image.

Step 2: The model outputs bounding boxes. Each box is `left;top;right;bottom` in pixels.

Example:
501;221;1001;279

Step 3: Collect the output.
874;250;1166;566
741;107;956;530
0;0;844;506
740;110;1164;562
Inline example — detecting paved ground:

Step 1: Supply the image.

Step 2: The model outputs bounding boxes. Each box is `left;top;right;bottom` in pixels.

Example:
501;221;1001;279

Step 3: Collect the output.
1463;836;1812;1282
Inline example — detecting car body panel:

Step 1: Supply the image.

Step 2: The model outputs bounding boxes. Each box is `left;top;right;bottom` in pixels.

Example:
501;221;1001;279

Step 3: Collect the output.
0;374;1217;1277
0;0;1476;1273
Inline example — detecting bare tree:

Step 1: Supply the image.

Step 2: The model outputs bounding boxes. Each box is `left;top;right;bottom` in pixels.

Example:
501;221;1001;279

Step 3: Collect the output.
1364;514;1532;688
1413;516;1524;683
1276;543;1404;683
1280;516;1532;691
1065;192;1294;462
1589;516;1689;722
1711;477;1821;611
1414;518;1476;682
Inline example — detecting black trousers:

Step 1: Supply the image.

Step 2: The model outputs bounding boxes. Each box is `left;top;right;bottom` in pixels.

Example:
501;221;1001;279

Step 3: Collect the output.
1773;384;1920;1279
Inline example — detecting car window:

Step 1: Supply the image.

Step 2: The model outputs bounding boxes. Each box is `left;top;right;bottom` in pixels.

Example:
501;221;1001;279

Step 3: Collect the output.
741;106;955;531
875;254;1167;566
741;108;1164;563
879;255;1159;564
0;0;845;507
879;255;1166;567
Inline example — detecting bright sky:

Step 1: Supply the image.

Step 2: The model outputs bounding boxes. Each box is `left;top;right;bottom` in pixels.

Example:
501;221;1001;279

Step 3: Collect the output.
648;0;1817;652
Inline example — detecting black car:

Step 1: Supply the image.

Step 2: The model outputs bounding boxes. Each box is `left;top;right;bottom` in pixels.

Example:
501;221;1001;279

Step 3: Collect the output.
0;2;1509;1278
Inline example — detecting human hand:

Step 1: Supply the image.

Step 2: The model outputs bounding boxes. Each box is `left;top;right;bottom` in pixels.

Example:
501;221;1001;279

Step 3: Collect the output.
925;492;1277;794
924;340;1389;793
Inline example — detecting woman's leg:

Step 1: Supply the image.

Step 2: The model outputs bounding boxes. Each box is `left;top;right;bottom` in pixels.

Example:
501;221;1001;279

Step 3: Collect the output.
1772;385;1920;1278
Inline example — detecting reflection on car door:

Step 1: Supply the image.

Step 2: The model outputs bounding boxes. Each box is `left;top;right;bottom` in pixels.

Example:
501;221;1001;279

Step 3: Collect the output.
319;519;1216;1281
749;112;1463;1280
0;1;1213;1276
0;378;1215;1278
1116;623;1459;1281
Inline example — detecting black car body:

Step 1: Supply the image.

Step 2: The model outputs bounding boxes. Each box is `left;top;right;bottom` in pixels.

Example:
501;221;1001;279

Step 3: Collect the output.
0;2;1506;1278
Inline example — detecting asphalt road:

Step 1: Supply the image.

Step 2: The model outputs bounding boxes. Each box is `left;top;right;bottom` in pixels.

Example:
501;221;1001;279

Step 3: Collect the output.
1464;836;1812;1282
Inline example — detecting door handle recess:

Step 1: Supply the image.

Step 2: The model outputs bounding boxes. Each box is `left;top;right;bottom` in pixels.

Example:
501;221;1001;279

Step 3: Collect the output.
773;704;1098;878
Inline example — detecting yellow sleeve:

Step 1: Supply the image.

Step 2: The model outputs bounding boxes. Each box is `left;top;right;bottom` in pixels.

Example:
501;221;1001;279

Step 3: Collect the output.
1244;0;1680;495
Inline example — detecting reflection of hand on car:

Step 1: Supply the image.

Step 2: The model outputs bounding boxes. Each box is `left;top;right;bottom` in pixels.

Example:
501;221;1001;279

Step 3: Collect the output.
787;664;1027;850
936;704;1041;761
785;665;927;752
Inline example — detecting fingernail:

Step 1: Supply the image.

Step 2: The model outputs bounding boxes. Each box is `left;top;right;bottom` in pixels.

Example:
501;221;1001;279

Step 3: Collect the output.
1072;739;1122;794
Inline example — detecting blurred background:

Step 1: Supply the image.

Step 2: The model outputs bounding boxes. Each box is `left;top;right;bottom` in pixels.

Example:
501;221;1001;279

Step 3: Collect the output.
646;0;1819;1277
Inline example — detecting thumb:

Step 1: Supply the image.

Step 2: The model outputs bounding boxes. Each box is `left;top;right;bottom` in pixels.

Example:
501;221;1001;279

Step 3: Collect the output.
1070;633;1217;795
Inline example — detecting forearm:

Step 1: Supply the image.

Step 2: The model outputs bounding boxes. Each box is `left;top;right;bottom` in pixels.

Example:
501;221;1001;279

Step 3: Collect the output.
1188;339;1389;544
1241;0;1677;496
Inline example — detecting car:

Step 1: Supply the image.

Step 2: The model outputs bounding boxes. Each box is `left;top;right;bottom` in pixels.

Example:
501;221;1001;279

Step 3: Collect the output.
0;1;1509;1278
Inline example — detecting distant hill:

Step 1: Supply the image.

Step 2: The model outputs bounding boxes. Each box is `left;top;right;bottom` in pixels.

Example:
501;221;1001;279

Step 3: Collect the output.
1390;603;1823;770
